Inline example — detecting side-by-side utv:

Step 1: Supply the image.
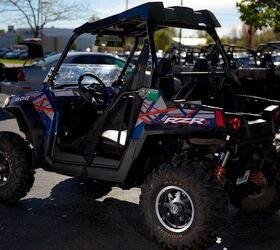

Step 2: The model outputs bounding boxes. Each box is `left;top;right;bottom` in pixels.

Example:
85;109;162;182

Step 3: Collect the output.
0;2;280;249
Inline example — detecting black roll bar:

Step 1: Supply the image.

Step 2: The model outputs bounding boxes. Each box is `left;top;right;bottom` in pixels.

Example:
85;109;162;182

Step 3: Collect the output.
45;32;80;87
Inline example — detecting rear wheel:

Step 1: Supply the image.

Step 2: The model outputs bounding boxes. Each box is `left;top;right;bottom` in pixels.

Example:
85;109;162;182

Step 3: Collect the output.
232;155;280;213
0;132;35;203
140;160;228;250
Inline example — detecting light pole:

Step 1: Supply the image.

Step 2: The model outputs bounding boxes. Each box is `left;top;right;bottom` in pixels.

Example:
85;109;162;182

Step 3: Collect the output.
126;0;128;10
36;0;41;37
38;0;41;27
39;1;49;37
179;0;183;45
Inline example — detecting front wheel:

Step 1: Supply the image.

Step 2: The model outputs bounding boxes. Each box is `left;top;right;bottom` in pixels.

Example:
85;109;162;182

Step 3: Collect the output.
0;132;35;203
140;160;228;250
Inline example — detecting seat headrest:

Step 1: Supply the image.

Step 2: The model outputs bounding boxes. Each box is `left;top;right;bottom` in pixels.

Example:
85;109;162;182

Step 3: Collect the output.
263;53;272;61
193;58;209;72
157;58;172;74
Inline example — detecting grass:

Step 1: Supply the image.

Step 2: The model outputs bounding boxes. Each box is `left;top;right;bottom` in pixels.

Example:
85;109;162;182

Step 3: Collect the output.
0;58;33;66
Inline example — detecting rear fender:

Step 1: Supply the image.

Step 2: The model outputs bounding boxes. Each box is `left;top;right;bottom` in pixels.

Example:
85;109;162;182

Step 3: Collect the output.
121;130;226;187
133;129;226;160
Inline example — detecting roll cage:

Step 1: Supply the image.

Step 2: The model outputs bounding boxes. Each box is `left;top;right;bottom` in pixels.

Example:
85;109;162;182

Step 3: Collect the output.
257;41;280;54
46;1;230;89
200;44;261;68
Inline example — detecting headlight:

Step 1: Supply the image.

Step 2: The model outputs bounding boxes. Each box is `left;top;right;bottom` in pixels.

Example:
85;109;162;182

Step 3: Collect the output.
2;96;12;108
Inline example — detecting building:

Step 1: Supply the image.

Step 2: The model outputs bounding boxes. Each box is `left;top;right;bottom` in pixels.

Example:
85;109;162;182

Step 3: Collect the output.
172;37;207;46
0;32;17;48
0;27;95;52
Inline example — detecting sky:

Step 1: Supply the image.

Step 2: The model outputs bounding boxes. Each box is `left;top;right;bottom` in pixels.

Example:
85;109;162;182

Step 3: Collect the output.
0;0;242;37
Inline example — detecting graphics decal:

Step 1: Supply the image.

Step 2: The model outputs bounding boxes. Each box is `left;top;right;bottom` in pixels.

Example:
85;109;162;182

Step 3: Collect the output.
33;94;54;120
132;96;217;139
32;94;54;135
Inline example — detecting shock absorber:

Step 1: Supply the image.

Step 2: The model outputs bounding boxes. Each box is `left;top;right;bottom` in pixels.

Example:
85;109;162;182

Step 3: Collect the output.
214;150;231;184
213;136;231;184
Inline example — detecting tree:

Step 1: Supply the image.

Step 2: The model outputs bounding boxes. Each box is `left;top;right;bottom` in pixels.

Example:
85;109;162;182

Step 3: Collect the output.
0;0;85;38
16;33;23;43
70;42;78;51
217;26;277;49
196;30;213;44
154;28;174;52
236;0;280;48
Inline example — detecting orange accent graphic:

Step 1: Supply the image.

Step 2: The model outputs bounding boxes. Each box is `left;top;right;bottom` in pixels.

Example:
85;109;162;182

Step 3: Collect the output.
139;107;177;121
33;97;54;113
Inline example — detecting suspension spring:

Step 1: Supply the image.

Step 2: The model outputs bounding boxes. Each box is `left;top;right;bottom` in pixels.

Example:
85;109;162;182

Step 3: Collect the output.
213;165;226;184
213;150;231;184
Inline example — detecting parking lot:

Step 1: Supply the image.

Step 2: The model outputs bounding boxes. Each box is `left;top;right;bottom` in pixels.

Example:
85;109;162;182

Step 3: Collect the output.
1;93;280;250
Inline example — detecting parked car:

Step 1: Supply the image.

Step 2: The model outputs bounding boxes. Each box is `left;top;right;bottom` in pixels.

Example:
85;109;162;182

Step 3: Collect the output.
18;51;29;60
0;52;130;95
44;51;57;58
4;49;27;59
0;48;12;58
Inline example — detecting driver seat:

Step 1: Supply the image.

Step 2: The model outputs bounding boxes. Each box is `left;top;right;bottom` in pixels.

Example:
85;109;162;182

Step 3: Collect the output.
82;40;150;161
155;58;174;101
175;58;210;103
101;130;127;146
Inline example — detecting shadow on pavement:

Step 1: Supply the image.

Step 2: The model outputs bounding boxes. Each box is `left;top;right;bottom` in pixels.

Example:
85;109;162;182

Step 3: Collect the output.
0;178;158;250
1;178;280;250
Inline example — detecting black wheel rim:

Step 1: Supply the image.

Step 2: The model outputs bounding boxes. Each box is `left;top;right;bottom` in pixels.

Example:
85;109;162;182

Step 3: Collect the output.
155;185;194;233
0;151;10;187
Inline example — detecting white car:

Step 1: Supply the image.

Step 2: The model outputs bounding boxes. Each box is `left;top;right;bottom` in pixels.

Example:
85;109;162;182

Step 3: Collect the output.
0;52;129;95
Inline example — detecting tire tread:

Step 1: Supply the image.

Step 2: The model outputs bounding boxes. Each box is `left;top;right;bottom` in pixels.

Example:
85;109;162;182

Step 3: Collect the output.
140;159;228;250
0;132;34;203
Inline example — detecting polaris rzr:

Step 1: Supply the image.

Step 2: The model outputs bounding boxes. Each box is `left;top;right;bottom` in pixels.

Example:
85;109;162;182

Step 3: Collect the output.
0;2;280;250
198;42;280;100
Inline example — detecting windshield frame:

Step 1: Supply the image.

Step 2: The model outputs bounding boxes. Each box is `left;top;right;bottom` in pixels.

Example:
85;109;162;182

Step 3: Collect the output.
34;53;60;67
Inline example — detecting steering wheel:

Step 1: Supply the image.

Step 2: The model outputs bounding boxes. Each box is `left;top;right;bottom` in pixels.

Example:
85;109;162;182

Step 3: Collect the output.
78;72;109;106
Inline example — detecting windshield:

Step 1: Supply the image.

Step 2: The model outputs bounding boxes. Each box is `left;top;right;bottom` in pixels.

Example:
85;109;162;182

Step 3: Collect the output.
34;53;61;67
52;64;122;86
273;55;280;66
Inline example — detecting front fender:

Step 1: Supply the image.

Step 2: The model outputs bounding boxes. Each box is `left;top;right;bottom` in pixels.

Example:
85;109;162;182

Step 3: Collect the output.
4;102;44;165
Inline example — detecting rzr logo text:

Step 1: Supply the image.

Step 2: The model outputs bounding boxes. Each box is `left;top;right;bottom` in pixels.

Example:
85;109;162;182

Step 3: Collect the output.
164;117;207;125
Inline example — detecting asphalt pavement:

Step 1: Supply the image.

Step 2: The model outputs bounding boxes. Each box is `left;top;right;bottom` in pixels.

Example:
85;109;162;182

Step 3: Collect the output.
0;93;7;106
1;95;280;250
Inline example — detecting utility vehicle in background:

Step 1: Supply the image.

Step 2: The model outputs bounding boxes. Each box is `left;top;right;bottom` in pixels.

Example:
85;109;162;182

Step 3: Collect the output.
0;2;280;249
